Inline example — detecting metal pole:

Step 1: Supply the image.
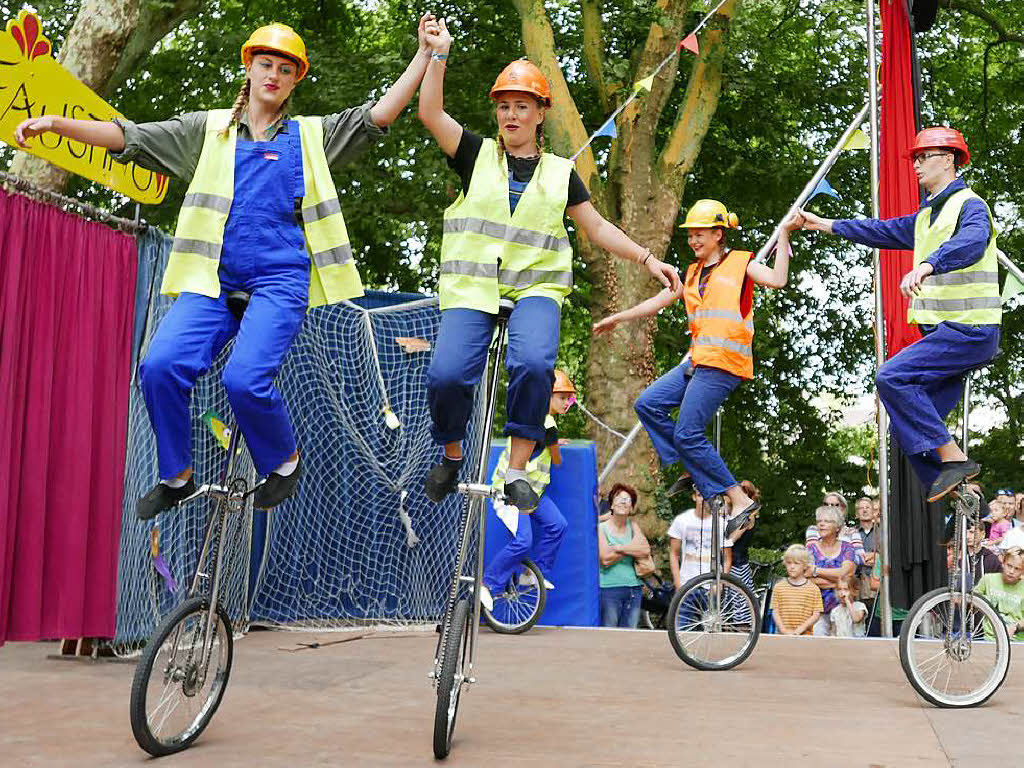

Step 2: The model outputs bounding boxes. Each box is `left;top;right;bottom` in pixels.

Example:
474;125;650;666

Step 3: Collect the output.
598;421;643;486
866;0;893;639
962;375;971;450
755;102;871;263
999;253;1024;286
714;409;722;453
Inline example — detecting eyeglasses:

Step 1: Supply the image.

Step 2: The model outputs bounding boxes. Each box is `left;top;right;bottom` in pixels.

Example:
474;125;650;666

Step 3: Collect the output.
997;489;1014;496
911;152;951;166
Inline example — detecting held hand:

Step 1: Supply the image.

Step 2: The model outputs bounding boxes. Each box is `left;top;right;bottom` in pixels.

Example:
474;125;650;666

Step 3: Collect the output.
557;438;570;446
424;15;452;53
646;255;681;292
418;13;436;53
781;210;805;232
592;315;621;336
796;208;830;233
14;115;55;148
900;262;933;298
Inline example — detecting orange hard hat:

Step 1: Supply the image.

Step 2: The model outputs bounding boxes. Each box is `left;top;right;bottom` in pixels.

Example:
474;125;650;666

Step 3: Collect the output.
241;23;309;81
553;369;575;394
489;60;552;107
907;126;970;166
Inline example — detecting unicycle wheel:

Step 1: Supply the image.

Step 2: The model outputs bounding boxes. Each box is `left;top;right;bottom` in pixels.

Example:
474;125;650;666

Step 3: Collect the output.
482;559;547;635
667;572;759;671
433;597;471;759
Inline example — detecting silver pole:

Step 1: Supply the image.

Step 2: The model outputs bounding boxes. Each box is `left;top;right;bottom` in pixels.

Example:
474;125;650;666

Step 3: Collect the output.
999;252;1024;286
962;375;972;451
714;409;722;453
866;0;893;639
598;421;643;486
755;102;871;263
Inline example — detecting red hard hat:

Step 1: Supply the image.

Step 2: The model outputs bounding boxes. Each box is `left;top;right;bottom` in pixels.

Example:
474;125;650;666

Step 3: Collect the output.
489;60;552;107
907;126;970;166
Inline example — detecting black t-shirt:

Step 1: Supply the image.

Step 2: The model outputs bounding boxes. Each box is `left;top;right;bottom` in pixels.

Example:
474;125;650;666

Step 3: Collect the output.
731;526;754;566
447;128;590;208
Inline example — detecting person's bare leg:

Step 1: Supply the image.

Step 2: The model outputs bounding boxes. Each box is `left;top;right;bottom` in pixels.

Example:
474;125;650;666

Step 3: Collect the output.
936;440;968;463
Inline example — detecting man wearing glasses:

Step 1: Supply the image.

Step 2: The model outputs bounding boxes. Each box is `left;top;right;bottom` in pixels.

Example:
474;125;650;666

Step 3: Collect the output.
798;127;1001;503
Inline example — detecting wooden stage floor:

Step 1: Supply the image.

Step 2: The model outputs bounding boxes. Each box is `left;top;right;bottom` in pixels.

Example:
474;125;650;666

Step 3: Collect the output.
1;626;1020;767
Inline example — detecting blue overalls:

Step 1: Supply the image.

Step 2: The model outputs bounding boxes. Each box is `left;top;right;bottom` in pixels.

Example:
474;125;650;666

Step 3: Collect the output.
139;121;309;479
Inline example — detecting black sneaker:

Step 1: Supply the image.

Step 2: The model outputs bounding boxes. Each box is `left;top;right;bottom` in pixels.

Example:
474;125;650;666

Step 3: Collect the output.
254;456;302;510
504;478;539;512
424;457;462;503
927;459;981;503
725;502;761;538
665;473;693;498
136;478;196;520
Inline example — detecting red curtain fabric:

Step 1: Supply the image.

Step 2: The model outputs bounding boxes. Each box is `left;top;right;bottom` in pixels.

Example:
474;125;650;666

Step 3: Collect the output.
879;0;922;357
0;187;137;645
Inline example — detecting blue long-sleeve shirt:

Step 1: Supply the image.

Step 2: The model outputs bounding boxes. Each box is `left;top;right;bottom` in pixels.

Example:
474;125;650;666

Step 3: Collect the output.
832;178;992;275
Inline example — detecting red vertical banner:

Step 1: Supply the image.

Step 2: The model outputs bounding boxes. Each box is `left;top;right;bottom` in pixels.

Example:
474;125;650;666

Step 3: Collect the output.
879;0;922;357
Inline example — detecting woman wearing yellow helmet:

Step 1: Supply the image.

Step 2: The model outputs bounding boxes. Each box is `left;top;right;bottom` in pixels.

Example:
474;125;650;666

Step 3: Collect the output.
594;202;803;525
416;18;681;513
14;14;439;519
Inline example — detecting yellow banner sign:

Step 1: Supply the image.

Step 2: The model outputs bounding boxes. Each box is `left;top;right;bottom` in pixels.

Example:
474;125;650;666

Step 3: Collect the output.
0;10;168;204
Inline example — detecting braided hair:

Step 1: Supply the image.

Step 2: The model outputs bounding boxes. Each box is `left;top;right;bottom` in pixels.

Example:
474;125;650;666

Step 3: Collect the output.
219;77;291;139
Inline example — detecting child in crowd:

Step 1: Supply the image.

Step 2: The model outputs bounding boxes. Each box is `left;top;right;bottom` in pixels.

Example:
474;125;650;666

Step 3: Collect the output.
770;544;823;636
830;576;867;638
974;538;1024;641
984;501;1012;547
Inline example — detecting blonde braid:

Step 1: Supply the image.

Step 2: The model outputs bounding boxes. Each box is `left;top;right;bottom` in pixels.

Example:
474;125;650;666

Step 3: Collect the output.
497;133;506;163
536;123;545;156
220;79;250;138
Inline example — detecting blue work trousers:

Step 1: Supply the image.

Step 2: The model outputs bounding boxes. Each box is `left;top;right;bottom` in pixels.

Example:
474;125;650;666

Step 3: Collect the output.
875;322;1000;489
634;362;742;500
139;122;308;479
483;494;567;593
427;296;559;445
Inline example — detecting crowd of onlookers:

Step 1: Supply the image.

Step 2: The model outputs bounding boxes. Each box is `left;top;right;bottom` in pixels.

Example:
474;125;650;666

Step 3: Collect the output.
595;479;1024;638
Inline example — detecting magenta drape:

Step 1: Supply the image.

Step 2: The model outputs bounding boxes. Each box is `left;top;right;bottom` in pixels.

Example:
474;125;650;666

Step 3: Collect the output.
0;187;137;645
879;0;922;358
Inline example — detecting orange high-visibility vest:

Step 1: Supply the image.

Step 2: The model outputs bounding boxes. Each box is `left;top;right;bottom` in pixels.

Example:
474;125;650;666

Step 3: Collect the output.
682;249;755;380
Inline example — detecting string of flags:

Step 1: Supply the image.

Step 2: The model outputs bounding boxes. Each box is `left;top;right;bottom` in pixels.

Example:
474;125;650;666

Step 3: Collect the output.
571;0;729;161
806;128;871;203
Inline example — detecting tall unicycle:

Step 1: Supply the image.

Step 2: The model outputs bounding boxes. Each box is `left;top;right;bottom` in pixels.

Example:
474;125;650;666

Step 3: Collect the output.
899;485;1010;707
666;495;759;671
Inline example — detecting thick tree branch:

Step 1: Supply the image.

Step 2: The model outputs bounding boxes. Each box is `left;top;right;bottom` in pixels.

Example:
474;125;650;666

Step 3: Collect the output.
581;0;609;113
941;0;1024;44
510;0;598;190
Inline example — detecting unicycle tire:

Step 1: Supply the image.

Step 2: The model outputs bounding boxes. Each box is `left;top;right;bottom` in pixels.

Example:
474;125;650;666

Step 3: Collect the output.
130;596;234;756
481;559;547;635
667;572;759;671
899;587;1010;708
433;597;470;759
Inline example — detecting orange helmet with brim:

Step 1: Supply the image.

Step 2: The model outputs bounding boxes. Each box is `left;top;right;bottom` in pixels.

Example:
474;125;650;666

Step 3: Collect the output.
553;369;575;394
489;60;552;107
906;126;970;167
242;23;309;81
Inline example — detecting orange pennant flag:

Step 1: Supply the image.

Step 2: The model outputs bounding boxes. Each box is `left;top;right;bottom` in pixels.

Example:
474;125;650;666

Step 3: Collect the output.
680;34;699;55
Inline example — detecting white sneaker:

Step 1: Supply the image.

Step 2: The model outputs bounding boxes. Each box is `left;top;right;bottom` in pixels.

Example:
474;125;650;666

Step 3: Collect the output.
519;570;538;587
543;579;555;590
479;584;494;612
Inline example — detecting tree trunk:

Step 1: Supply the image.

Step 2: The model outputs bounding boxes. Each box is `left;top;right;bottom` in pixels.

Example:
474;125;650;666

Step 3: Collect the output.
9;0;203;191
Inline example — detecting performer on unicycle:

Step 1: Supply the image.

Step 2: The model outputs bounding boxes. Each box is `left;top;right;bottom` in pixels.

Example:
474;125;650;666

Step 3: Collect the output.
481;369;575;609
798;127;1001;502
15;17;439;517
594;201;803;526
417;19;680;512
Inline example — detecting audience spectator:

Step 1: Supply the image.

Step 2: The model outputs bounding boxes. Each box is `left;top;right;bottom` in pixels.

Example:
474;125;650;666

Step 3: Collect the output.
1014;493;1024;528
943;516;1003;583
974;539;1024;642
806;505;857;636
770;544;822;636
830;576;867;637
806;491;864;563
984;501;1013;547
598;484;650;628
668;492;732;590
725;480;760;594
871;497;881;525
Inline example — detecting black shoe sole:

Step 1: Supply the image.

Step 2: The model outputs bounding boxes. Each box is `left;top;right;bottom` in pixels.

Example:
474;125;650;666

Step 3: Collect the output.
927;469;980;504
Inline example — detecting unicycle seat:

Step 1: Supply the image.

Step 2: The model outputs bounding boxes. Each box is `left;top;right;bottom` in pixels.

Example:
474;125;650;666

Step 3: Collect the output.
497;297;515;319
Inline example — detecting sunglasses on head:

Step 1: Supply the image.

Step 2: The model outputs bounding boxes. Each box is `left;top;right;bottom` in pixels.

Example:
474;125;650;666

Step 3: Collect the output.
997;489;1014;496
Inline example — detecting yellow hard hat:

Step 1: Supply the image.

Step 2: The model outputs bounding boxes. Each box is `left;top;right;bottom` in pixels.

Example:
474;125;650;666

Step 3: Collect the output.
679;199;740;229
241;23;309;80
553;369;575;394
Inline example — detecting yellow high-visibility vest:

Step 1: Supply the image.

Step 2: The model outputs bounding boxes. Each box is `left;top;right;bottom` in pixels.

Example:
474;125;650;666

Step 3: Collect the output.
908;188;1001;326
161;109;363;308
491;415;557;497
440;138;574;313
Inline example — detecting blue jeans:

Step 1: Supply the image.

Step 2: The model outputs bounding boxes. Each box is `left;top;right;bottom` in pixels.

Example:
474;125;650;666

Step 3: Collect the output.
426;296;560;444
600;585;642;628
875;322;999;489
634;361;742;499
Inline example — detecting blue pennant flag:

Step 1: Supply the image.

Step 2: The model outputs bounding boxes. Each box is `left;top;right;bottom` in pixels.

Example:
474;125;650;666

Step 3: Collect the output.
808;177;841;202
594;117;617;139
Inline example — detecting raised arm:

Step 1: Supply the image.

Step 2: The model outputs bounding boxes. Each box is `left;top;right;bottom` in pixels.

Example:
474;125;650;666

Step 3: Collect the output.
368;13;436;129
15;116;125;152
568;201;681;292
592;284;683;336
746;211;802;288
416;16;462;157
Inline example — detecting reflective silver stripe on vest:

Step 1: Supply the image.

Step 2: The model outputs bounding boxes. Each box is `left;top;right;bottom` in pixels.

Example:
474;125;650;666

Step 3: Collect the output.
498;267;573;289
171;237;221;260
440;259;499;279
444;217;570;253
302;198;343;223
910;296;1002;312
181;192;232;214
311;243;354;268
926;271;999;287
693;335;752;357
688;308;754;330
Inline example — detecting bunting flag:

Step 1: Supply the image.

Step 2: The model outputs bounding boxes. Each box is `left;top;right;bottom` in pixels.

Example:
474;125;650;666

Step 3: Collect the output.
1001;269;1024;301
633;74;655;93
808;177;841;201
594;117;618;138
202;408;232;451
680;33;700;55
842;128;870;150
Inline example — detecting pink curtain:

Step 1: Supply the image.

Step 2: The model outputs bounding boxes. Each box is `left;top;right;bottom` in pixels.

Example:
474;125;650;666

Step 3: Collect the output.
879;0;922;358
0;187;137;645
